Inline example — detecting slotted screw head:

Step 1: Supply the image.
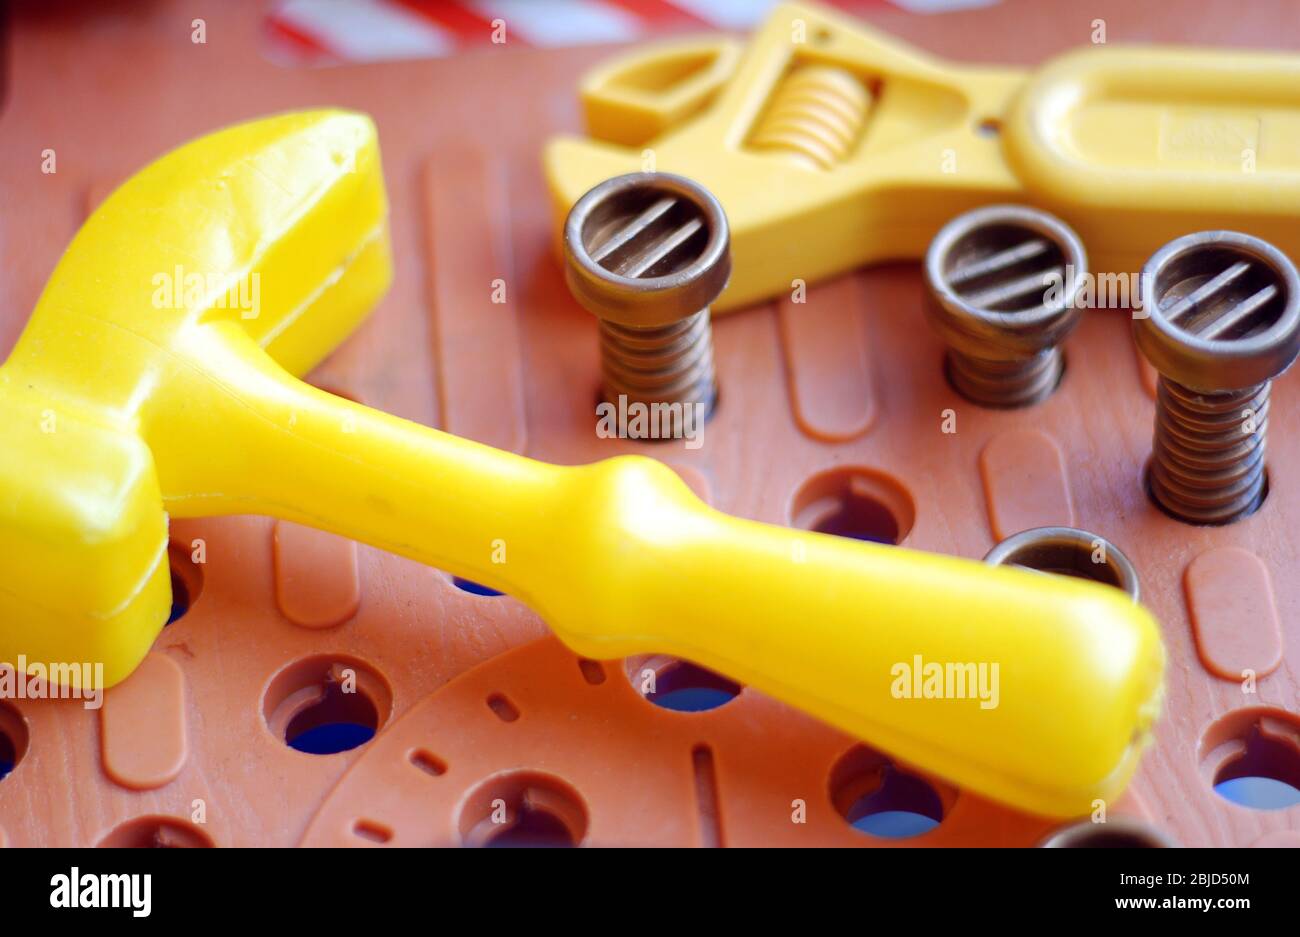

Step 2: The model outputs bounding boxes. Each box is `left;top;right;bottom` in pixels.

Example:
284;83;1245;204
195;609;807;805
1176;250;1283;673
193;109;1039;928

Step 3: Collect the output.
924;204;1088;361
1136;231;1300;392
564;172;731;329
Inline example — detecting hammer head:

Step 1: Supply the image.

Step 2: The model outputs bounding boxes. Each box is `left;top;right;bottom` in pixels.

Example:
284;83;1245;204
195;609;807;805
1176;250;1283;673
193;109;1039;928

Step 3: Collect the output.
0;109;392;686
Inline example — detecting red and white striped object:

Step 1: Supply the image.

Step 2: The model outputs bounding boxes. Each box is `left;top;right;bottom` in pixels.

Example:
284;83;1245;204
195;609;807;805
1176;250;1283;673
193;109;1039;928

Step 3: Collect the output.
265;0;1001;66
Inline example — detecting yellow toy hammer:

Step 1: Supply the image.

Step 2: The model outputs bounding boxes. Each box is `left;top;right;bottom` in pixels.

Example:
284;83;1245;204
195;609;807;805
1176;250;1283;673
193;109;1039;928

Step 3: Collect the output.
0;111;1162;818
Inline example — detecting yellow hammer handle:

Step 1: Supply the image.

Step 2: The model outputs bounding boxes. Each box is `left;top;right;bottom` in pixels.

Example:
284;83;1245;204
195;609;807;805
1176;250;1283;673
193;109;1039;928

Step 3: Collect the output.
158;323;1165;818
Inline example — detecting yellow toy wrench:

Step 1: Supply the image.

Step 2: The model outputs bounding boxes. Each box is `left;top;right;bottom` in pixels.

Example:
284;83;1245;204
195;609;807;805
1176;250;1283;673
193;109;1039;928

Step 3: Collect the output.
546;1;1300;310
0;110;1162;818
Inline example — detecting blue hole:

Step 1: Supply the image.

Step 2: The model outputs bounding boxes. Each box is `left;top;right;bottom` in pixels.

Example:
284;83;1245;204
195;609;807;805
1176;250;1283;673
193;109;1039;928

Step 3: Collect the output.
1214;776;1300;811
0;728;16;781
853;810;941;838
654;687;737;712
284;681;378;756
0;706;26;782
846;766;944;839
165;545;202;625
166;571;190;625
637;660;740;713
1211;723;1300;811
289;723;376;756
454;577;503;597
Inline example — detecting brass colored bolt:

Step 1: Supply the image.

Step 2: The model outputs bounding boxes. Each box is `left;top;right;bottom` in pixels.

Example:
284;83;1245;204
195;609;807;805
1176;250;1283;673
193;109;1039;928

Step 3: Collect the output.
564;172;730;429
1136;231;1300;524
924;205;1087;408
984;526;1140;602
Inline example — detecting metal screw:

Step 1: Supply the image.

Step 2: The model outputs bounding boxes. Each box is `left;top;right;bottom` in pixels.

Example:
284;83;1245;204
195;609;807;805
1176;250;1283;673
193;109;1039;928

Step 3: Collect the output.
564;172;729;429
983;526;1140;602
1136;231;1300;525
923;205;1088;408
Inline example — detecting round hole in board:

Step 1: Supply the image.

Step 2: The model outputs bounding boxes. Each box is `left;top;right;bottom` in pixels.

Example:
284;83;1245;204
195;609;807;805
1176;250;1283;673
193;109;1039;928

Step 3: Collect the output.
1201;708;1300;810
791;467;915;545
263;655;393;756
625;655;741;712
457;770;589;848
453;576;504;597
166;540;204;625
829;745;953;840
96;816;214;848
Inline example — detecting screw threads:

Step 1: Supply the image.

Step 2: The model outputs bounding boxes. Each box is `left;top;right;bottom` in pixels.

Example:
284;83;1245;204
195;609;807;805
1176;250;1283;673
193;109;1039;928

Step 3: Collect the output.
924;205;1087;409
564;173;731;439
946;347;1064;410
1149;377;1269;524
598;308;718;415
748;64;872;170
1136;231;1300;526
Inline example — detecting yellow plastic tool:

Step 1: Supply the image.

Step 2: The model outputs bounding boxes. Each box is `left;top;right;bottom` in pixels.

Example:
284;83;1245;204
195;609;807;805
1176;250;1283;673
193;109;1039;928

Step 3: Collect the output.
0;110;1163;817
546;1;1300;311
